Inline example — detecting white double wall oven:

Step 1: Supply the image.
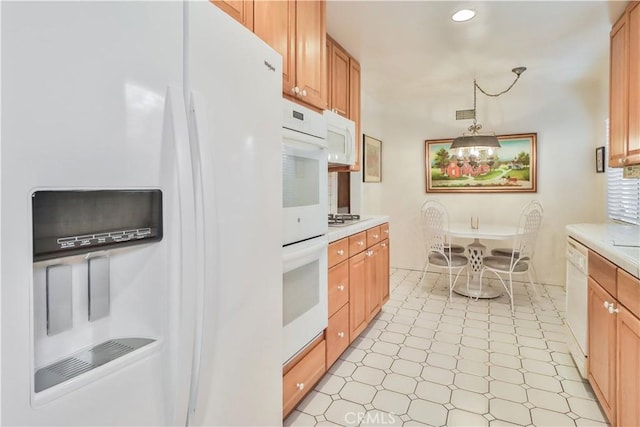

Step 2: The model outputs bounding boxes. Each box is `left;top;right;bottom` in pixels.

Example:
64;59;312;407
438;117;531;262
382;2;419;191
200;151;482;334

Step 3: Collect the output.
281;99;328;364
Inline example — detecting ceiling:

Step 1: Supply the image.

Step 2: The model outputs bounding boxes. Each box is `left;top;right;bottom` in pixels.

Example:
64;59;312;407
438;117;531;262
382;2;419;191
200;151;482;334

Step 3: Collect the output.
326;1;627;104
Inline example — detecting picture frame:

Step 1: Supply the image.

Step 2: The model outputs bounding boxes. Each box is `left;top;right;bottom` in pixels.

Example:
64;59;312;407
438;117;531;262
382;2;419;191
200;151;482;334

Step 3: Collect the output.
363;135;382;183
596;146;605;173
425;133;537;193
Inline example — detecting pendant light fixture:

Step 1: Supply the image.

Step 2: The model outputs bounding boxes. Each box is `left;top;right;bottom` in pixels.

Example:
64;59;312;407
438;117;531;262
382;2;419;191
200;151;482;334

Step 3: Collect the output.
451;67;526;162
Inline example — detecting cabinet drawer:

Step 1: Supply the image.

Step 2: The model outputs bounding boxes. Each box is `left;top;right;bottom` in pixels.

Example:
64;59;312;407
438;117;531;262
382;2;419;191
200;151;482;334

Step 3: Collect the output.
326;303;350;368
328;238;349;268
348;231;367;256
618;268;640;319
589;251;617;297
380;222;389;239
328;260;349;317
283;339;326;417
366;226;382;247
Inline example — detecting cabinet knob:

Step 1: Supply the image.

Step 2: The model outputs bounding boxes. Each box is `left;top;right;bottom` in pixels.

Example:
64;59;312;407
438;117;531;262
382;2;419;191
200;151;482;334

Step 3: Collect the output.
366;250;373;257
357;241;364;246
296;382;304;391
337;249;344;256
381;243;387;248
292;86;300;94
301;89;307;97
384;229;389;234
337;284;344;291
608;305;620;314
373;234;379;239
604;301;611;309
338;331;345;338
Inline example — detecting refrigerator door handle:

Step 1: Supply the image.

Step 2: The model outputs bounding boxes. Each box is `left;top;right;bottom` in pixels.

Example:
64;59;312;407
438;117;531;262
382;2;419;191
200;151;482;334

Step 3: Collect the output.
164;86;199;425
185;89;215;420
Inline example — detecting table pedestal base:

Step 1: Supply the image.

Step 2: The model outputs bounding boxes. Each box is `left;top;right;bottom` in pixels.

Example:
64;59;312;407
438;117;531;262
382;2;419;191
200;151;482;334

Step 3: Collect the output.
452;238;502;299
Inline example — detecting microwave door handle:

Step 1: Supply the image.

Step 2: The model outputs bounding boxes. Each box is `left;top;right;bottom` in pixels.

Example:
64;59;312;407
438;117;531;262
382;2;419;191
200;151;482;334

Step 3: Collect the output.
346;126;353;157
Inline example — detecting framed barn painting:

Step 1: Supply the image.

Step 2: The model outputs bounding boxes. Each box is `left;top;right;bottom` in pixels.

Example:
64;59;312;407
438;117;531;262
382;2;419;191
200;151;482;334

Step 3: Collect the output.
425;133;537;193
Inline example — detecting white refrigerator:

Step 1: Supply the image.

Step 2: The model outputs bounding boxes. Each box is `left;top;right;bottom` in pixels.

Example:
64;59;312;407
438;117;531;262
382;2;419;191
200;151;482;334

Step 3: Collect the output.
0;1;282;425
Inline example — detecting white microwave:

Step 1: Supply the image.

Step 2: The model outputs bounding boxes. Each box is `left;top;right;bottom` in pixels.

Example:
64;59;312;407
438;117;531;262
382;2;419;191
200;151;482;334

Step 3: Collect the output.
324;109;356;166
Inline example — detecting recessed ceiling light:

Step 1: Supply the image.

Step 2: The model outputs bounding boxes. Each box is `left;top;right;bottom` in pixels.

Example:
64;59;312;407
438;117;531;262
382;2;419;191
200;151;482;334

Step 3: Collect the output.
452;9;476;22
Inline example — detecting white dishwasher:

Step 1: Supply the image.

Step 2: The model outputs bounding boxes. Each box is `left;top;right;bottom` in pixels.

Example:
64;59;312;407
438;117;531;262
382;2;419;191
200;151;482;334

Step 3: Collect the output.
565;236;589;378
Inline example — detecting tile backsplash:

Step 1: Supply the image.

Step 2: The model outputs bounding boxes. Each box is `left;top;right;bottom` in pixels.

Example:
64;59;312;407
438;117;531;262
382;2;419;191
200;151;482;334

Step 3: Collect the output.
328;172;338;213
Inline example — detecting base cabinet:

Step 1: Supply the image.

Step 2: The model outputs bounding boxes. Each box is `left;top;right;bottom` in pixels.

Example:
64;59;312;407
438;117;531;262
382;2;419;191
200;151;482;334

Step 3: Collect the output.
587;250;640;427
587;277;617;423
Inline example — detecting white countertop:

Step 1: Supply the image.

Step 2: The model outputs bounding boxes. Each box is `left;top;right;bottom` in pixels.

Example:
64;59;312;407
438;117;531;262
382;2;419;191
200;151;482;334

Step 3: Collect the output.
327;215;390;243
566;222;640;278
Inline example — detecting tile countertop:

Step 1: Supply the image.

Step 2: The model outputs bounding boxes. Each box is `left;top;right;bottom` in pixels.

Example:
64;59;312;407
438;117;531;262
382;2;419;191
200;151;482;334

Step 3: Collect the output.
566;222;640;279
327;215;390;243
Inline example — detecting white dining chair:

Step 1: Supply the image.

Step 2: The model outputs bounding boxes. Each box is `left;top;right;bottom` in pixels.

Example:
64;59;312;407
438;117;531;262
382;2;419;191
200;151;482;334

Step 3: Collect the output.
419;199;470;300
479;200;543;314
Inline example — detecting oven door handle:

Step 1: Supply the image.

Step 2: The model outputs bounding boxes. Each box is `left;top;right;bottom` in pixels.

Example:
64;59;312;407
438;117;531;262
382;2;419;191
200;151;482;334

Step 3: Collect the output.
283;238;328;273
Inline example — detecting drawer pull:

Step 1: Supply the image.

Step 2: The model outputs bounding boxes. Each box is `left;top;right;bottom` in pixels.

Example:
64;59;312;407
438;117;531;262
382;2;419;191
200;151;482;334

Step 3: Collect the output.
357;241;364;246
381;243;387;248
337;249;344;256
337;284;344;291
373;234;379;239
296;382;305;391
384;229;389;234
338;332;345;338
366;250;373;257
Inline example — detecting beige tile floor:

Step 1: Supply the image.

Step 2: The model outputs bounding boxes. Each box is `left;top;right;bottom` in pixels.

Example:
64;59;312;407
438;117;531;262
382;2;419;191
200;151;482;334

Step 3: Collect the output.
284;268;609;427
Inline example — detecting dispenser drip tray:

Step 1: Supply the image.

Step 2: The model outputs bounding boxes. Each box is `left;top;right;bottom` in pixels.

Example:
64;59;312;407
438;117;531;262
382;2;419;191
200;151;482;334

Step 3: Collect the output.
35;337;154;392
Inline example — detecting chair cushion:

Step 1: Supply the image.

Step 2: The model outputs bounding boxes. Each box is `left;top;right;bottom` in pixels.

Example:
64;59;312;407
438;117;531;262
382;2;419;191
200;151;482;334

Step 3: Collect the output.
446;244;466;254
429;252;468;267
483;255;528;272
491;248;530;261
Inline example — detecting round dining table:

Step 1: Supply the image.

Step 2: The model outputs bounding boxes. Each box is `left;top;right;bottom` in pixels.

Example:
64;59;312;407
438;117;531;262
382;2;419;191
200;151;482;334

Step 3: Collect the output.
448;222;520;298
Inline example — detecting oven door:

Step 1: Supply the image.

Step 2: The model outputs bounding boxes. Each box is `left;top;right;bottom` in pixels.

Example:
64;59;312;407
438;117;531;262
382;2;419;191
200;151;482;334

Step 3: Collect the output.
282;235;328;364
282;128;328;245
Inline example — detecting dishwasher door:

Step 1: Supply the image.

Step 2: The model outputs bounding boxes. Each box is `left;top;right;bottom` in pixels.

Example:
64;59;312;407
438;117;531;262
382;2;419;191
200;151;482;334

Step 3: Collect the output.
565;237;589;378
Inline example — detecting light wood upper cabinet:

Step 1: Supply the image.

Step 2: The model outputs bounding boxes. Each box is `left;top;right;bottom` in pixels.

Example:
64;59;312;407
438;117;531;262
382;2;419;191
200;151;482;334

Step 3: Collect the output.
211;0;254;30
294;0;327;110
327;36;350;117
349;58;362;171
610;1;640;167
254;0;326;111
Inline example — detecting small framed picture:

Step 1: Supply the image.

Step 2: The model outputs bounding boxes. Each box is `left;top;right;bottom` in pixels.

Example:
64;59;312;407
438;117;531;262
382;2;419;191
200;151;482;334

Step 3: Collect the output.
596;146;605;173
363;135;382;183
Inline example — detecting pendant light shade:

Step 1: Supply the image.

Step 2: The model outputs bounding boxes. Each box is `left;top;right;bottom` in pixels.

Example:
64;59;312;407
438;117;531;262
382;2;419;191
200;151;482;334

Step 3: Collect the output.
450;134;500;149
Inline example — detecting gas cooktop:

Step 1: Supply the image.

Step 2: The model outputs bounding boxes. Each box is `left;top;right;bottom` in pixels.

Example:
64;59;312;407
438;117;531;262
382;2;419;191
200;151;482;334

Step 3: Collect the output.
328;213;361;227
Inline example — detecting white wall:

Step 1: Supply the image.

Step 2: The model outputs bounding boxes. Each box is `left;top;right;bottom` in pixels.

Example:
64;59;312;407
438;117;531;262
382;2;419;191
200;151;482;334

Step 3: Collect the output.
358;73;609;286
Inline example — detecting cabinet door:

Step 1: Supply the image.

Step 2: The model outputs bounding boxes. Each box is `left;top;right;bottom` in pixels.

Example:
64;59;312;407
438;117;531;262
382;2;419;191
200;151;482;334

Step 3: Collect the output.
328;38;349;117
211;0;254;29
349;251;367;340
294;0;326;110
326;303;350;368
349;58;361;171
365;244;381;322
628;2;640;165
610;13;628;167
587;277;617;424
617;305;640;427
253;0;295;99
380;239;390;304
